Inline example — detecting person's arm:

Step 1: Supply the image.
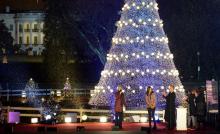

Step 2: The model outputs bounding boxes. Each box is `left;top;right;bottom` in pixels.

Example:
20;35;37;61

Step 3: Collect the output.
122;94;126;107
145;95;150;106
151;93;156;108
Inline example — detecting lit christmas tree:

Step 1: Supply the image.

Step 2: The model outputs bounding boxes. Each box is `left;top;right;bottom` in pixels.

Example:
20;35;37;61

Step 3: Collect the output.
89;0;185;109
63;77;71;96
24;78;41;107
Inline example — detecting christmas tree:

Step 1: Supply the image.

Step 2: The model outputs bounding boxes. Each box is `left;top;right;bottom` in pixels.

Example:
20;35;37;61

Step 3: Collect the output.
24;78;41;107
89;0;185;110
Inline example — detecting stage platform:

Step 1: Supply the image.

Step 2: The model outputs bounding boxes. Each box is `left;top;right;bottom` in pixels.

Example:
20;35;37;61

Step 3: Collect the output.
0;122;218;134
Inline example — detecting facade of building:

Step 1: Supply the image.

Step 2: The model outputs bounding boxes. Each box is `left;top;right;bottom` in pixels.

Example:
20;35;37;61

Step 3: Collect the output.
0;0;45;56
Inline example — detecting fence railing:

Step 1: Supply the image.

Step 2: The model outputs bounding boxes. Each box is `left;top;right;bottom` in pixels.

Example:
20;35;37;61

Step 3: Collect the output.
0;88;91;97
2;106;165;122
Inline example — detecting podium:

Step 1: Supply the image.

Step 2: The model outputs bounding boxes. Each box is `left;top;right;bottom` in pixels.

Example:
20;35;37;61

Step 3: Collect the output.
176;107;187;130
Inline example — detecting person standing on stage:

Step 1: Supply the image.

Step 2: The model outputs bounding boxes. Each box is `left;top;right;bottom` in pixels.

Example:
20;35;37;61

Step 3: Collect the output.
145;86;157;129
163;84;176;130
114;85;126;129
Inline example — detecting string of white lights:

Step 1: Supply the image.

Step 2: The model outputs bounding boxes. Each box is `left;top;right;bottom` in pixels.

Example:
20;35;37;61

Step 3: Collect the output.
93;84;184;95
122;2;159;11
116;18;163;28
107;51;173;61
101;68;179;77
112;36;169;45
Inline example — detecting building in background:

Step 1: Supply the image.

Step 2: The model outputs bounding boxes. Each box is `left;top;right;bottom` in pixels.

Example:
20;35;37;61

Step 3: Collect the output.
0;0;45;56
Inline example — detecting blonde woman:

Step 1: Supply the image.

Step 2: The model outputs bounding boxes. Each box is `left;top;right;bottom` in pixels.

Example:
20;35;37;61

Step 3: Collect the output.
145;86;157;129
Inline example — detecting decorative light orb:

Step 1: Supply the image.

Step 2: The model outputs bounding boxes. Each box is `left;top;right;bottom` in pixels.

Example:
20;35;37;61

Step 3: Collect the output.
140;117;147;123
31;118;38;124
82;115;88;121
45;115;51;120
127;86;131;89
100;117;107;123
110;89;113;93
139;86;143;89
65;117;72;123
156;90;159;93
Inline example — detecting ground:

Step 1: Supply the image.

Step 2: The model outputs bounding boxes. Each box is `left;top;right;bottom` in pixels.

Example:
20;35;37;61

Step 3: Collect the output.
0;122;218;134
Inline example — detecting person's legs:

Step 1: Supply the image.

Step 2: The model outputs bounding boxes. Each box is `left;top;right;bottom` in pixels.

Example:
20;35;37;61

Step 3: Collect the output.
187;115;192;128
148;108;152;128
192;116;197;128
118;112;123;129
152;108;157;129
115;112;119;127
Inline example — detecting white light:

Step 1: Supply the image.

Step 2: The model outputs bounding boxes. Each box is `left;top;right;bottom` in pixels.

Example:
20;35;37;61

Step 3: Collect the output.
21;91;26;98
132;90;135;93
31;118;38;124
65;117;72;123
100;117;107;123
56;90;61;96
127;86;131;89
45;115;51;120
82;115;88;121
122;72;125;76
155;114;159;120
161;86;165;89
166;89;169;93
138;19;142;23
156;90;159;93
139;86;143;89
141;72;145;75
140;117;147;123
132;53;136;56
110;89;113;93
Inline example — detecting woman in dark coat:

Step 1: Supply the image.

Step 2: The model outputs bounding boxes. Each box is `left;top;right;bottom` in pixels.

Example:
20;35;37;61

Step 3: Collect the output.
195;89;206;129
114;85;126;129
163;84;176;130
